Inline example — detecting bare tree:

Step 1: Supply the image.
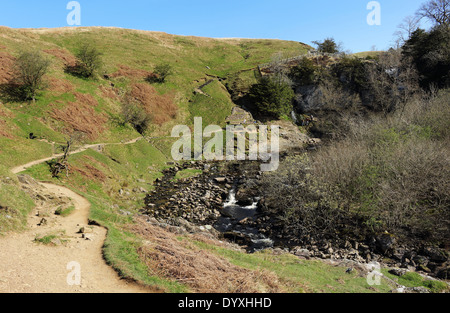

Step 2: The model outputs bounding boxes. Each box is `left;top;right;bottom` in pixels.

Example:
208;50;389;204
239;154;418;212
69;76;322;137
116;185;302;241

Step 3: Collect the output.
266;52;293;87
416;0;450;26
365;49;420;116
394;15;421;47
50;131;85;178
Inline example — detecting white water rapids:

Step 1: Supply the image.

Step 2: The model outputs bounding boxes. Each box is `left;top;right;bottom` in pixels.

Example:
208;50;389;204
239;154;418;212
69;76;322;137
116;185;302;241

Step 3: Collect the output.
216;185;273;251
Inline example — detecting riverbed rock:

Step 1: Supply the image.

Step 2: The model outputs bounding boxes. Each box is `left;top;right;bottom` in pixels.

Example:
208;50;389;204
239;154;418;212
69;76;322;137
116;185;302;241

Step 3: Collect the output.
214;177;227;183
421;246;448;263
375;233;396;255
435;264;450;279
293;248;311;259
388;268;408;277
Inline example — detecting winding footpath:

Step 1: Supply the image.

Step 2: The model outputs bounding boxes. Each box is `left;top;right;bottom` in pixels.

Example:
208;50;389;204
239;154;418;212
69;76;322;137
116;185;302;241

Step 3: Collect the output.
0;137;151;293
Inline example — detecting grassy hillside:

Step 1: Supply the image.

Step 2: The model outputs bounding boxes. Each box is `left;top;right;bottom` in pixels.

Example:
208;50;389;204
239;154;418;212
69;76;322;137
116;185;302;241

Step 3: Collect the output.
0;27;403;293
0;26;309;165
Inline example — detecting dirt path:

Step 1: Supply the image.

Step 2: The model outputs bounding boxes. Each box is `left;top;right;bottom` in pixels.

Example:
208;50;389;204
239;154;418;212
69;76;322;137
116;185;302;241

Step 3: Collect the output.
0;137;152;293
11;137;143;175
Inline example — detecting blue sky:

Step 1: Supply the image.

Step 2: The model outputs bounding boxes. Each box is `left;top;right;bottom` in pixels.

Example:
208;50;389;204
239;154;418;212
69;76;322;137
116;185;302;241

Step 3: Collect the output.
0;0;428;52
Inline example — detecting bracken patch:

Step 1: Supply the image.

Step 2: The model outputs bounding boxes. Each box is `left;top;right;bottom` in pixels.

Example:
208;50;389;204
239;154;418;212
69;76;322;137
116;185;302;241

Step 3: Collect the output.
70;163;107;182
0;104;14;139
48;77;75;94
99;85;120;101
0;51;15;84
128;83;177;125
50;92;107;140
109;64;157;81
0;120;13;139
129;217;283;293
43;48;77;67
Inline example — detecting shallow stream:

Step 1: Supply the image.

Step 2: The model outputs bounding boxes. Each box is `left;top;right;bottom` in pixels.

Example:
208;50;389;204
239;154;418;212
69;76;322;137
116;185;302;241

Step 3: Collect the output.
213;182;274;252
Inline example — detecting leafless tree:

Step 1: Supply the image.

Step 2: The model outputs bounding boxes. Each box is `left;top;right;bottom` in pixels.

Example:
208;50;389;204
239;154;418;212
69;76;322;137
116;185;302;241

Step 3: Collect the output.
267;52;293;87
365;49;420;116
50;131;85;178
416;0;450;26
394;15;421;47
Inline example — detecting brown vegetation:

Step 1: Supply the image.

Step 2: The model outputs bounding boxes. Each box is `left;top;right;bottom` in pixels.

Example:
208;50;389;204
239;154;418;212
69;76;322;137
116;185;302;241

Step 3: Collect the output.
0;51;15;84
82;155;109;169
70;163;107;182
0;103;9;118
129;217;283;293
43;48;77;67
0;104;13;139
50;92;107;140
309;90;450;244
48;77;75;94
128;83;177;125
99;85;120;101
109;64;157;81
0;120;13;139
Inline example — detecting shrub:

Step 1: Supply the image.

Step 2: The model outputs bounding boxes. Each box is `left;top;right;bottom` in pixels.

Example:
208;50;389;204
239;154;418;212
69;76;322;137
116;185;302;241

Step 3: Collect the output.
13;50;51;101
248;76;294;119
147;63;173;83
310;91;450;242
121;96;151;134
312;38;340;54
260;154;346;243
331;56;368;93
289;58;319;85
69;43;103;78
402;25;450;88
364;49;420;116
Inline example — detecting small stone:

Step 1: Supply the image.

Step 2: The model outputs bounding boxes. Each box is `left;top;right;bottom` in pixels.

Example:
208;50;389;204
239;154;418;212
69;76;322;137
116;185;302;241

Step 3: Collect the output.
417;264;432;273
214;177;227;183
49;238;62;246
294;248;311;259
388;268;408;277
